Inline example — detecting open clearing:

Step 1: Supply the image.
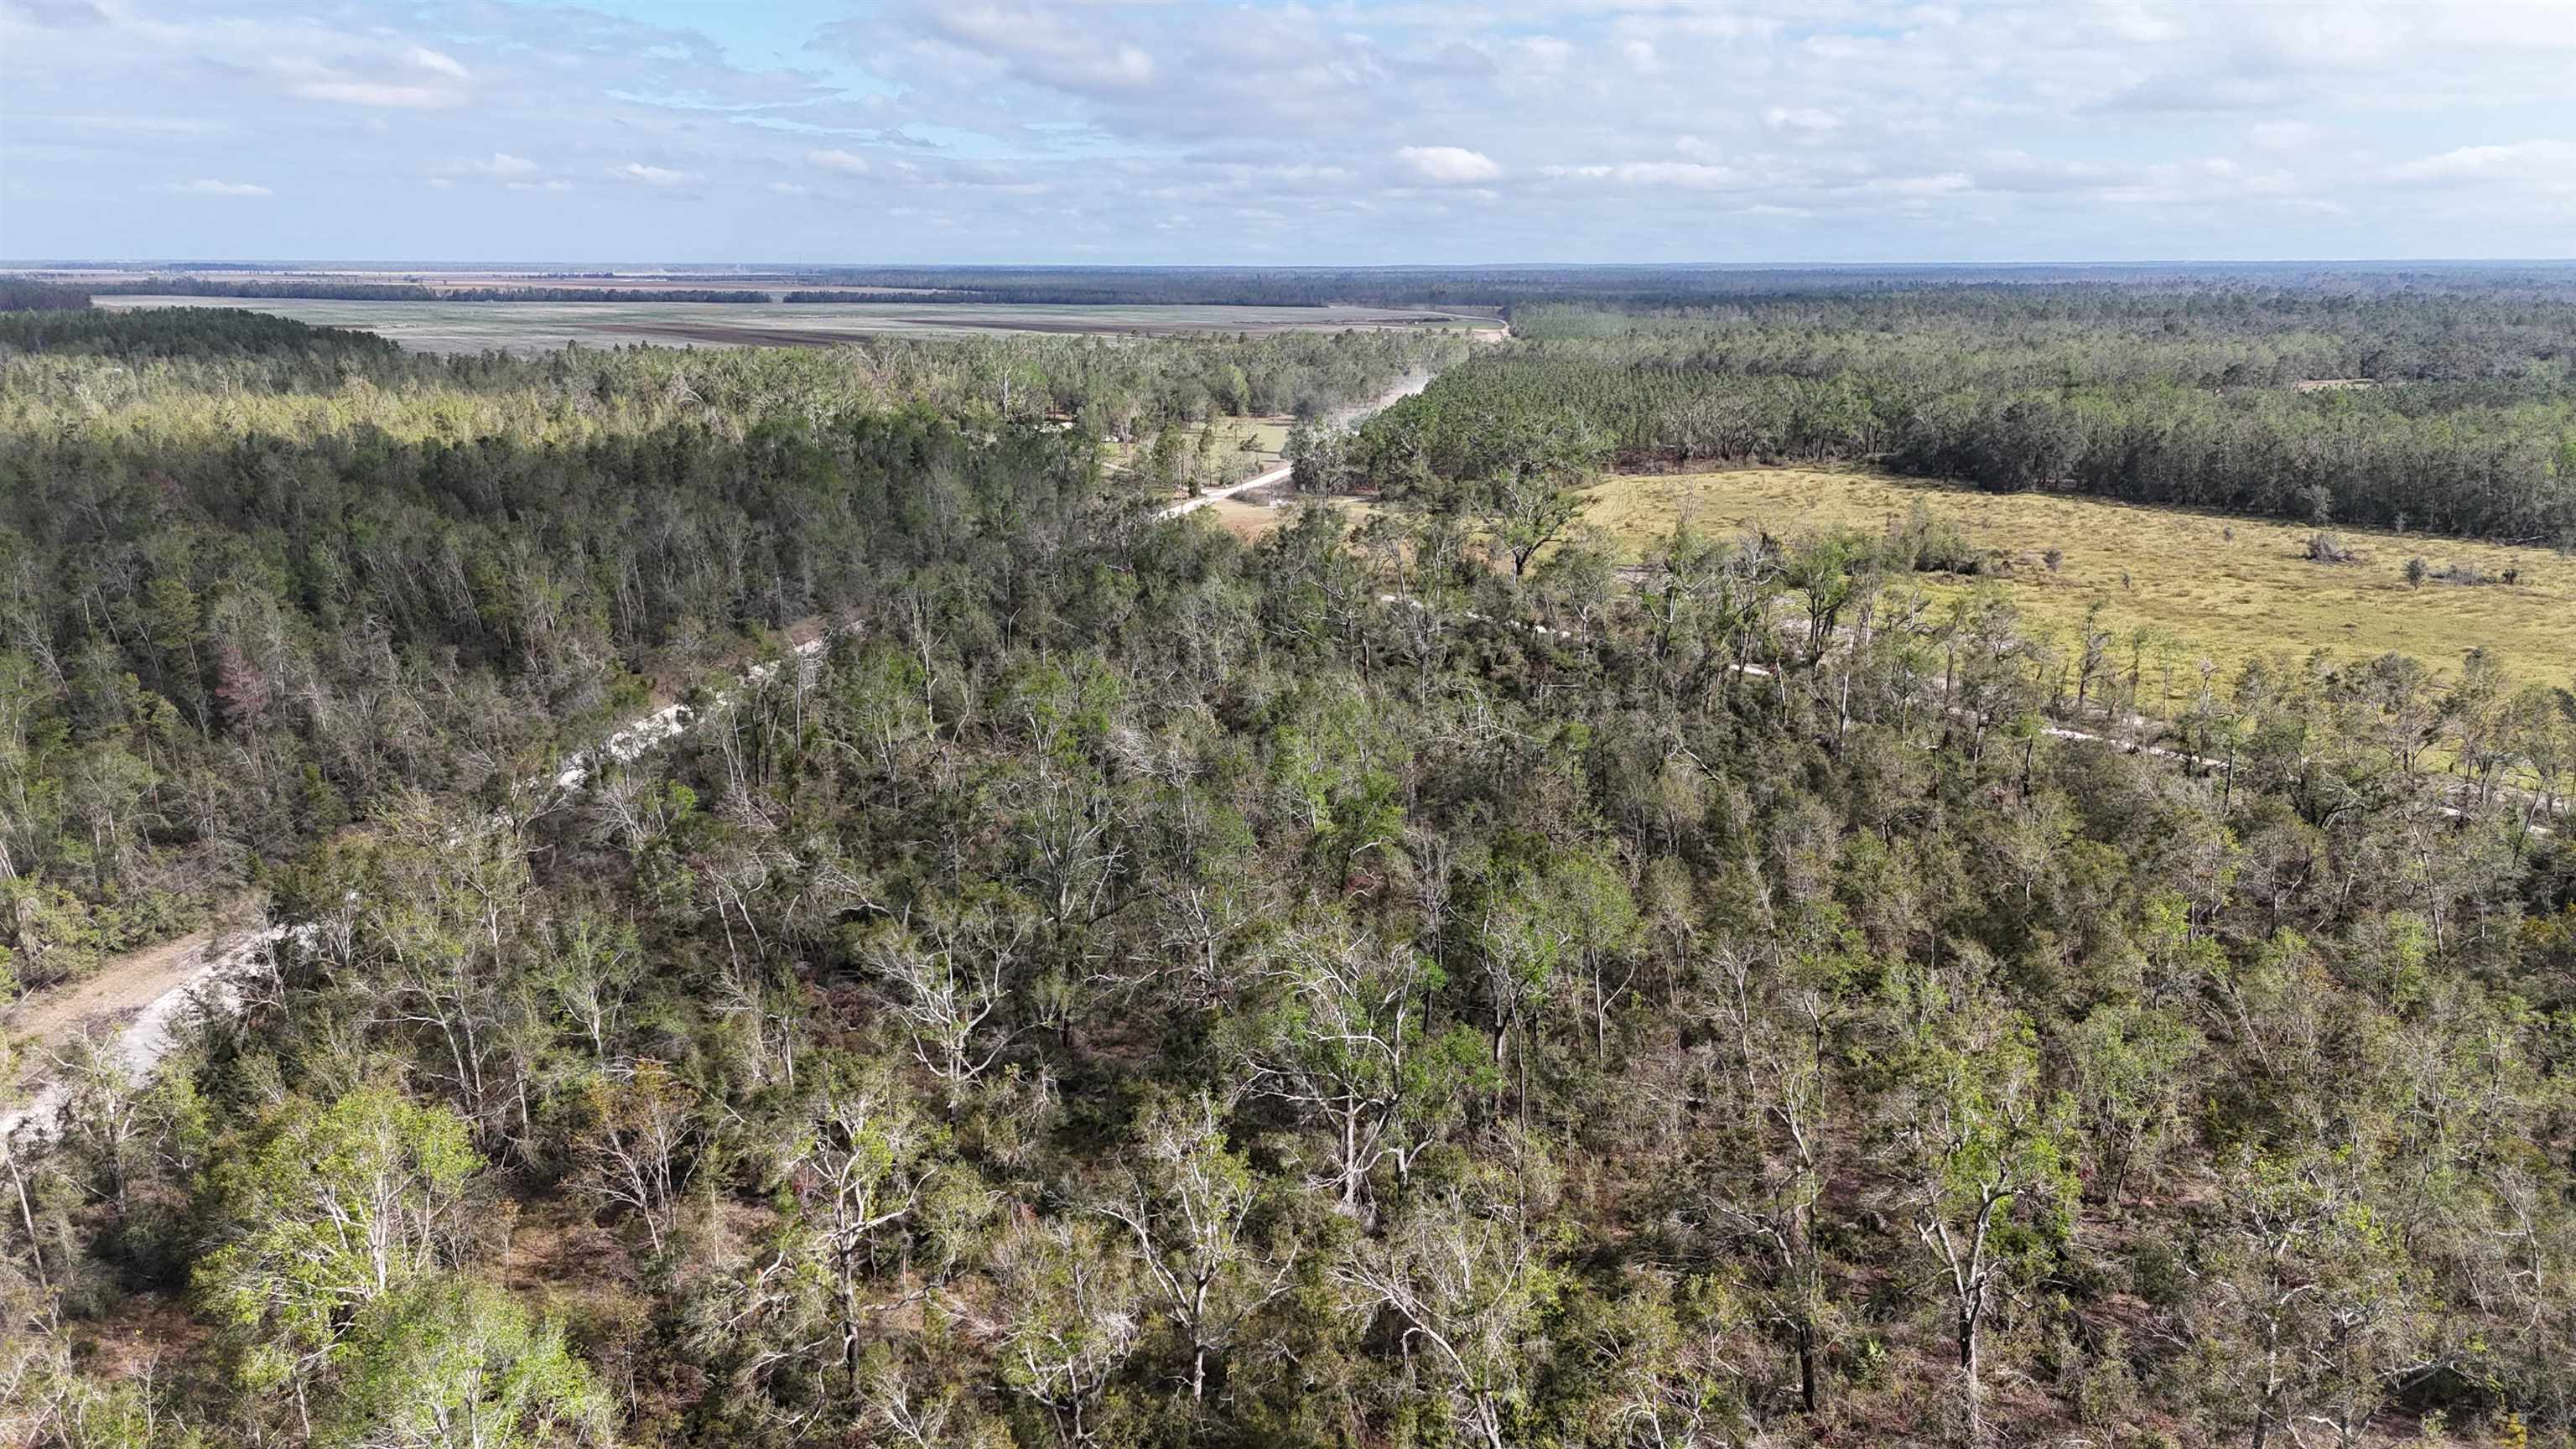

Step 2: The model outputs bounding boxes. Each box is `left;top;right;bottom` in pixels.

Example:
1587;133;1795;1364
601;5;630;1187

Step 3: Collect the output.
1581;465;2576;693
93;295;1493;356
1207;463;2576;692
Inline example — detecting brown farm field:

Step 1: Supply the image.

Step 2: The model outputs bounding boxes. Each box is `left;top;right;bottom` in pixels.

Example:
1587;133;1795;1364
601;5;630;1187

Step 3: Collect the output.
1579;465;2576;694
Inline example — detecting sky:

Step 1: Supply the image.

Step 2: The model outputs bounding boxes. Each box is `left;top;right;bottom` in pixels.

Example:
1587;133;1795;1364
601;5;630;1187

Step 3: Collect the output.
3;0;2573;265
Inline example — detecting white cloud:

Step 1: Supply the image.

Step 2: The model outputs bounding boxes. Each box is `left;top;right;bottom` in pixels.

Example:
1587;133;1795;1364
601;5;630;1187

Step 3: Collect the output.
1763;106;1843;133
408;47;468;80
914;3;1158;94
168;178;271;196
2390;138;2576;185
13;0;2576;262
1548;161;1745;192
1867;172;1975;197
768;181;811;195
1399;145;1500;184
288;80;458;108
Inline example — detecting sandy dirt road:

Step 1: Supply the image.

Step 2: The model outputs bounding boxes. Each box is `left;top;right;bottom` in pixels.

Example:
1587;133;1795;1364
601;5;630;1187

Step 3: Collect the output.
10;934;217;1046
1153;370;1441;520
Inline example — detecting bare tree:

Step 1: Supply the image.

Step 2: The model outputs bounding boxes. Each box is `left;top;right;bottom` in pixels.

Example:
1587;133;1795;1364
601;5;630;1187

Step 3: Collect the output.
1092;1091;1296;1405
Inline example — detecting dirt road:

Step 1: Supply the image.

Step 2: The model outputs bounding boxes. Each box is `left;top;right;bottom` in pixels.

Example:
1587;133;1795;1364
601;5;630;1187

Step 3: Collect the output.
1154;370;1440;521
3;930;261;1141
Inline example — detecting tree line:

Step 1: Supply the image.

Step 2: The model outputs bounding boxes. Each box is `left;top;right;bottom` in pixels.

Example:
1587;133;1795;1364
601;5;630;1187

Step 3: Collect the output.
1353;283;2576;541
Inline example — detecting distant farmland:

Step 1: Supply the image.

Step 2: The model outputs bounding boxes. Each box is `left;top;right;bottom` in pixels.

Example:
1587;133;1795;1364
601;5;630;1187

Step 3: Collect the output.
92;295;1493;355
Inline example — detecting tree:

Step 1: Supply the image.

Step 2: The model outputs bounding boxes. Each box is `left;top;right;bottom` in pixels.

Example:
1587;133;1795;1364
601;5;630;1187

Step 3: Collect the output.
797;1054;943;1389
1285;422;1353;496
2190;1145;2430;1449
1879;970;2076;1444
1232;923;1484;1216
983;1213;1144;1446
319;1277;611;1449
1696;940;1851;1413
1334;1156;1566;1449
197;1087;481;1419
573;1059;696;1257
1092;1091;1296;1405
1462;408;1603;576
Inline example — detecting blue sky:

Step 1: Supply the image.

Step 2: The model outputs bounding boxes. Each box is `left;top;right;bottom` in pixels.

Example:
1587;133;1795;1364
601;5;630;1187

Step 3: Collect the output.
3;0;2573;264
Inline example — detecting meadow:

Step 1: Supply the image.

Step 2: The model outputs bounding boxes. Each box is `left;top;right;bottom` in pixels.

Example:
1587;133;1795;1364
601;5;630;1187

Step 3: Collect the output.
93;295;1491;355
1579;465;2576;696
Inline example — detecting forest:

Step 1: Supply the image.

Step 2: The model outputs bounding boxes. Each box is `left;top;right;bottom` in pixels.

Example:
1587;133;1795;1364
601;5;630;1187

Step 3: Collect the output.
1;295;2572;1449
1344;283;2576;541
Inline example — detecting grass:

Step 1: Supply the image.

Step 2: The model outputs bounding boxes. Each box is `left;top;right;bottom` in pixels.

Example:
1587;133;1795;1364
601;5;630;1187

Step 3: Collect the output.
1105;417;1293;485
1577;465;2576;693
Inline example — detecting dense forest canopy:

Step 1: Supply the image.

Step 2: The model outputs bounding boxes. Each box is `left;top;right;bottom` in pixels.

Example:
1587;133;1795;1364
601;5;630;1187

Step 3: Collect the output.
0;296;2572;1449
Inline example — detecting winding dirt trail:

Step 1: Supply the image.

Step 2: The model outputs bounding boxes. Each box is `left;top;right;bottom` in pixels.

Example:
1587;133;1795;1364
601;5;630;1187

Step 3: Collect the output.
1156;369;1441;520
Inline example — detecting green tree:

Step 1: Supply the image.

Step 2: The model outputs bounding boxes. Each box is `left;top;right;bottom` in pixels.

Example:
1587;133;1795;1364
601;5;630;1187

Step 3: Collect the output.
1880;969;2077;1443
320;1277;611;1449
197;1086;481;1411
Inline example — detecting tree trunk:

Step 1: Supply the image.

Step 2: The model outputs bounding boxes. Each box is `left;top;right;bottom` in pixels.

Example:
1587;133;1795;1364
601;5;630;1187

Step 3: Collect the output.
1960;1303;1982;1444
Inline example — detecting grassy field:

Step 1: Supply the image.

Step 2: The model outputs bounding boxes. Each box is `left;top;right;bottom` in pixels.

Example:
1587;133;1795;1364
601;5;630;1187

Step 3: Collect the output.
1580;465;2576;693
93;296;1490;356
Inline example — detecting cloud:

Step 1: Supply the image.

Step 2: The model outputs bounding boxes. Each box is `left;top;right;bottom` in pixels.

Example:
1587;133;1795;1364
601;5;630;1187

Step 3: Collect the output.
0;0;106;26
408;47;467;80
767;181;811;195
268;40;476;109
1547;161;1745;192
9;0;2576;262
168;178;270;196
2248;121;2322;151
910;3;1158;95
286;80;459;108
1864;173;1975;198
1399;146;1500;184
2389;139;2576;185
1763;106;1842;134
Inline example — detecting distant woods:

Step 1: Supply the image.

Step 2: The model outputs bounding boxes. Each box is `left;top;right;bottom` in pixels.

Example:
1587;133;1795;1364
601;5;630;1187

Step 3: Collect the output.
1361;282;2576;542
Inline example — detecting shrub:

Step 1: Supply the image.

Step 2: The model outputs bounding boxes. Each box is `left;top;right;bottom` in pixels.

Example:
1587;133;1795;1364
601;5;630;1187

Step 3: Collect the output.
2305;532;2355;564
